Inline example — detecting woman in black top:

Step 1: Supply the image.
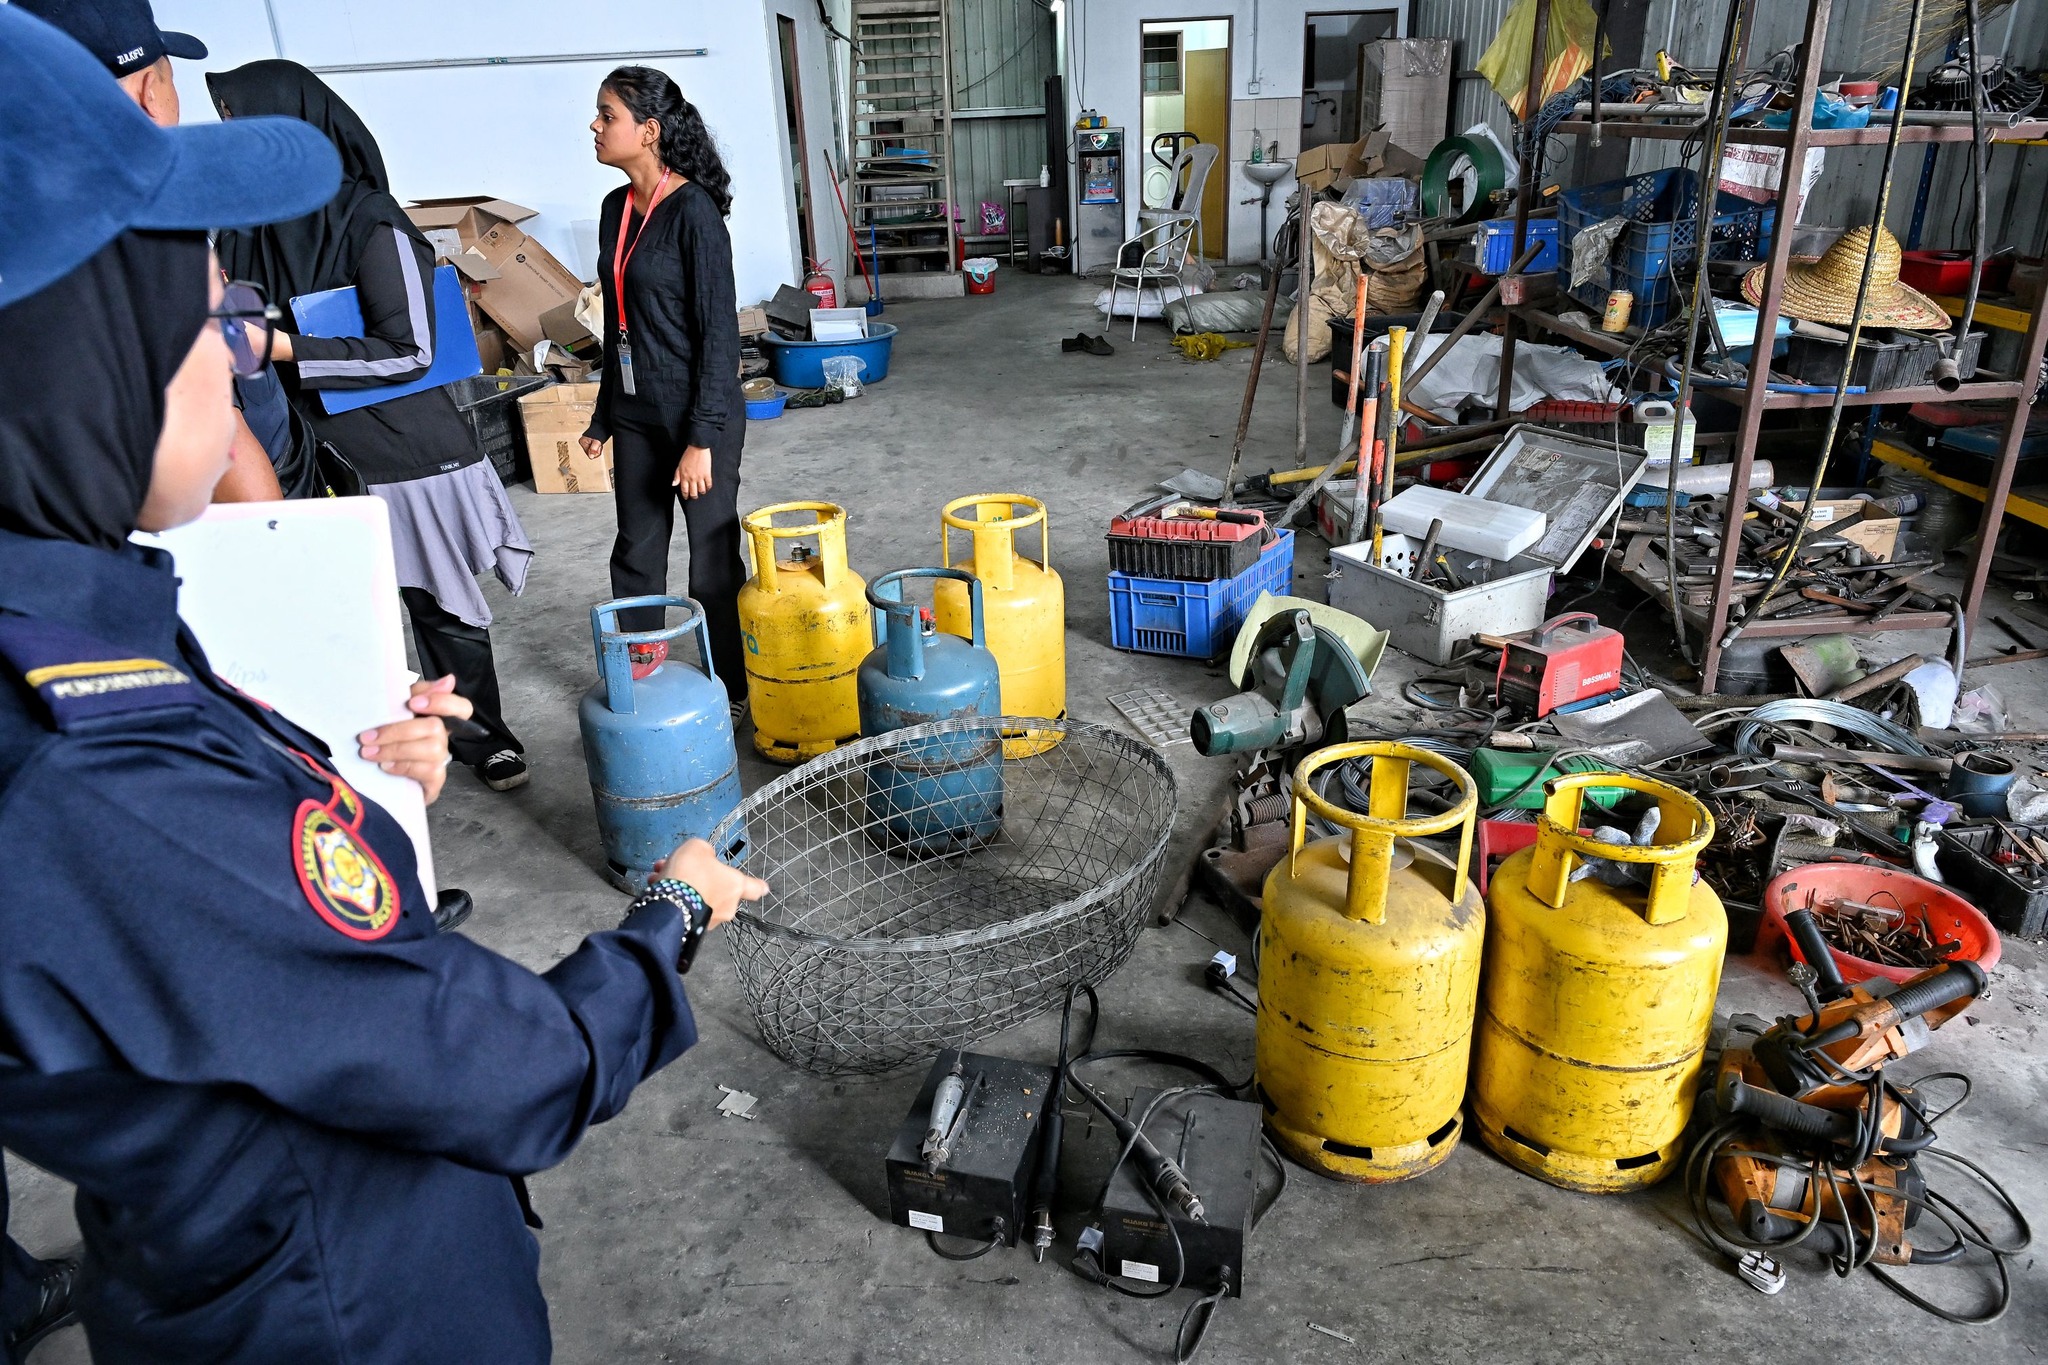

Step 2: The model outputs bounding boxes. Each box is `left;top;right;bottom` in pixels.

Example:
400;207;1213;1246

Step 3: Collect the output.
208;61;535;792
580;67;747;713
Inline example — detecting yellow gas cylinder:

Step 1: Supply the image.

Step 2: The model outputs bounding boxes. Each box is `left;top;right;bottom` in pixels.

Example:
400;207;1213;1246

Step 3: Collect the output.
933;494;1065;756
1256;743;1485;1182
1471;772;1725;1192
736;501;870;763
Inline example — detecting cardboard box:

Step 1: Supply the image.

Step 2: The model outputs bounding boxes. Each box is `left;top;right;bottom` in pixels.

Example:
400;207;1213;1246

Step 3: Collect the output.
1783;498;1899;561
519;383;613;494
406;197;539;251
737;305;770;337
539;298;600;351
1295;130;1417;194
474;222;587;352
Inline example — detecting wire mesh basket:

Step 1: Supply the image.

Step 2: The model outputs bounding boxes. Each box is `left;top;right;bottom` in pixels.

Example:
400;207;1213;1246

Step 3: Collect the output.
711;715;1178;1075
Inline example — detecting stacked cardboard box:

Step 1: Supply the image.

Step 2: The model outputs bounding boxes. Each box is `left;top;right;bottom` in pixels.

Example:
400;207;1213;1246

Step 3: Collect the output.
517;382;613;495
406;196;594;378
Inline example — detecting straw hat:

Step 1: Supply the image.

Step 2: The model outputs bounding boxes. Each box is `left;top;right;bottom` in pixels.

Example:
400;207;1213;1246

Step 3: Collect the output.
1741;226;1953;332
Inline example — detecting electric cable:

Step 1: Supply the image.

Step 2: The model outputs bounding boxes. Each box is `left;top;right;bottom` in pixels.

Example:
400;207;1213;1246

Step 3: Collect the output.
926;1227;1004;1260
1723;0;1932;652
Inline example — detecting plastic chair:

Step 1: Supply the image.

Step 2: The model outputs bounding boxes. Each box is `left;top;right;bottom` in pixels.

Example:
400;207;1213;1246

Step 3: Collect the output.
1138;142;1220;261
1105;218;1196;340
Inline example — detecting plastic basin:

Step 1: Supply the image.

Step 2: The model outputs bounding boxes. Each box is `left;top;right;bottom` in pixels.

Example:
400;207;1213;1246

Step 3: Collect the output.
760;323;897;390
745;391;788;420
1760;862;2001;984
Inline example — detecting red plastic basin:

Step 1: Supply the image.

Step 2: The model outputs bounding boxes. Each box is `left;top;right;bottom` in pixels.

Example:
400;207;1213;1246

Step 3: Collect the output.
1761;862;2000;984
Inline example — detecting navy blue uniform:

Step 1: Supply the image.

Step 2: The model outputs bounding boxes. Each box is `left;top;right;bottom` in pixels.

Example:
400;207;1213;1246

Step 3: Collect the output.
0;528;697;1363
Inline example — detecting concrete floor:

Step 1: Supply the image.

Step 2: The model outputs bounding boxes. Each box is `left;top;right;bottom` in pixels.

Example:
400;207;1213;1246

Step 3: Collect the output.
12;273;2048;1361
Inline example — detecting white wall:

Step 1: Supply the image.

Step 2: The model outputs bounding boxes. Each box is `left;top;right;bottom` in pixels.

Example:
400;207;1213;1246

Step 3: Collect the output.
1065;0;1404;265
155;0;829;302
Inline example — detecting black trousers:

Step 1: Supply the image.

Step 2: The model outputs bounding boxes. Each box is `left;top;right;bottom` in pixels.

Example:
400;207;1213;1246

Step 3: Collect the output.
400;586;521;766
608;416;748;701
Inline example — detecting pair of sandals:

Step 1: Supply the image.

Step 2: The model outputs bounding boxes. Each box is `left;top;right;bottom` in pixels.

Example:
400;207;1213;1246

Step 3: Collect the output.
1060;332;1115;356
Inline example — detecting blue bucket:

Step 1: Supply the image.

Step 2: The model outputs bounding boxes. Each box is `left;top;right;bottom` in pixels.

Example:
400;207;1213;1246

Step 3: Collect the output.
760;323;897;390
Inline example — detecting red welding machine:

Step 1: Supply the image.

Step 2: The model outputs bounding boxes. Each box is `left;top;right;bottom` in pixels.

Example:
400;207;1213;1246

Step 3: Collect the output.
1496;612;1625;718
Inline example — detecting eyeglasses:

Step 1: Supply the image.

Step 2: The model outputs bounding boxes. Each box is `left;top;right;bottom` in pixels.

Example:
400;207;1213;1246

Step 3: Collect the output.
209;281;280;377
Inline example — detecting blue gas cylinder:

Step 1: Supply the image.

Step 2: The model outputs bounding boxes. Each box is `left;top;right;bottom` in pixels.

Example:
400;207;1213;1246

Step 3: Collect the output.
858;568;1004;856
580;595;745;891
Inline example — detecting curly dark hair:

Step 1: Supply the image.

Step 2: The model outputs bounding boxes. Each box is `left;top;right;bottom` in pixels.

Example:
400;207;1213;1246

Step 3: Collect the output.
602;66;733;217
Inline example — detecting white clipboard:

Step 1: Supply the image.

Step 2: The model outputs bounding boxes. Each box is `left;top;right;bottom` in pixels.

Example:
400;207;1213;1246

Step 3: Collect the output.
136;498;437;903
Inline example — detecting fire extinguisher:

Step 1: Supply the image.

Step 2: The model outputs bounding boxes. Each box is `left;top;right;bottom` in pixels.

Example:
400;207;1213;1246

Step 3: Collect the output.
803;259;836;309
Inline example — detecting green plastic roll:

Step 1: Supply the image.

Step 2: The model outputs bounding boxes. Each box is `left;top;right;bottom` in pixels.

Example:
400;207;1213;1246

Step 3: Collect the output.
1422;135;1507;226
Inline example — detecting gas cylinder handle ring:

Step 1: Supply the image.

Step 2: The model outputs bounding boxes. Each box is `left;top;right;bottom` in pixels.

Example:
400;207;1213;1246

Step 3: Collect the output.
940;492;1051;571
868;567;986;650
743;501;851;593
589;594;715;714
1527;772;1716;925
1288;741;1479;920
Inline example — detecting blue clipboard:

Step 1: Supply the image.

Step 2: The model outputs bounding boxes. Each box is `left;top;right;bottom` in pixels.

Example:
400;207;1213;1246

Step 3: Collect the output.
291;264;483;415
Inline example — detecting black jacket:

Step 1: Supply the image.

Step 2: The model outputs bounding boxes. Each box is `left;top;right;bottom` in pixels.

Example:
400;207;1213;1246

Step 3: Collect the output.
288;224;483;486
586;179;740;448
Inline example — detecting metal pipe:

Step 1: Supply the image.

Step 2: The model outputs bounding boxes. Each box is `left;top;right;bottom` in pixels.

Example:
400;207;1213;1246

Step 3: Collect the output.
1957;0;1989;349
1765;743;1953;774
1399;245;1542;393
308;48;708;75
1295;199;1315;468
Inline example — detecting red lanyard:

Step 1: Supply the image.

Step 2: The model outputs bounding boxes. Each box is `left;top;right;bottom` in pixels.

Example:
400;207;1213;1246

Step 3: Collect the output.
611;169;671;338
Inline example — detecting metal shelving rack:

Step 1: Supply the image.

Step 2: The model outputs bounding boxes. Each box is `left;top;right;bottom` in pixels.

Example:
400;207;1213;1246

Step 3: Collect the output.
1496;0;2048;691
846;0;960;280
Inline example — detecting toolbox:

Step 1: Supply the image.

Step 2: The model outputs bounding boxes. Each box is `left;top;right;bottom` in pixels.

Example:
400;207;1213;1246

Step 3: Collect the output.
1326;426;1650;665
1935;821;2048;938
1106;504;1267;581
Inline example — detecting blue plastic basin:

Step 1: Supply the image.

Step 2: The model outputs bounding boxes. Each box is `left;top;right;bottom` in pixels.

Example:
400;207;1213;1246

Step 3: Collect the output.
745;391;788;420
760;323;897;389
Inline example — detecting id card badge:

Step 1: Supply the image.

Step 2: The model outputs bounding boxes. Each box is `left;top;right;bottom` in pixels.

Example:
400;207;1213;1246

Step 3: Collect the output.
617;338;636;396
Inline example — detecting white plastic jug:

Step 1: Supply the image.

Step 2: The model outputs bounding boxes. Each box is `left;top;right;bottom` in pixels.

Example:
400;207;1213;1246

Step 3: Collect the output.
1634;400;1696;467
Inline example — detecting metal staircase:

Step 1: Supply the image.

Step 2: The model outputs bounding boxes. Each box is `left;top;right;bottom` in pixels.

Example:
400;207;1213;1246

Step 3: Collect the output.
846;0;959;285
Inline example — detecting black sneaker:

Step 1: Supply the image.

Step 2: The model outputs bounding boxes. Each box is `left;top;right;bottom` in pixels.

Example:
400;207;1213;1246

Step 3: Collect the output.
432;888;474;934
5;1256;79;1364
478;750;529;792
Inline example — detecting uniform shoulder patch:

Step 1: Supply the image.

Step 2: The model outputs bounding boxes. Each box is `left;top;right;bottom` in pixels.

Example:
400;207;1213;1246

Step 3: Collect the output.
294;783;401;941
0;612;202;731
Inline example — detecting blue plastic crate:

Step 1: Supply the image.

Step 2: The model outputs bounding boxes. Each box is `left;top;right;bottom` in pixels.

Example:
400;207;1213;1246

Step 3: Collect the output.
1475;218;1560;274
1108;528;1294;659
1555;168;1775;328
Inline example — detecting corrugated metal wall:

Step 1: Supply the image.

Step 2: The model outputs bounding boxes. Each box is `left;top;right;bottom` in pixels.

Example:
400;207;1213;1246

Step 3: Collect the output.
1411;0;1518;149
951;0;1056;241
1410;0;2048;252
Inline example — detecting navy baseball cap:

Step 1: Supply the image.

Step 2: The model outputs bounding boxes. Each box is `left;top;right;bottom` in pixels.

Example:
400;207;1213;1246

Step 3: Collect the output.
11;0;206;78
0;5;341;308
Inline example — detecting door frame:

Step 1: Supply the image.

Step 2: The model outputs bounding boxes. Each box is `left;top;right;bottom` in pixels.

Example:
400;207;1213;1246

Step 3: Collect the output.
1137;16;1232;259
775;14;817;272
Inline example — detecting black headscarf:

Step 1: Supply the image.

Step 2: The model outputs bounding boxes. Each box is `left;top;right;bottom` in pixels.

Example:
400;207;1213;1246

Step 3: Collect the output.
206;61;428;302
0;231;211;549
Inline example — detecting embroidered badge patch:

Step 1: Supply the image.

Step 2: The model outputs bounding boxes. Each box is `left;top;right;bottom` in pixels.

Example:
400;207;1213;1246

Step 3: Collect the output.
294;792;399;941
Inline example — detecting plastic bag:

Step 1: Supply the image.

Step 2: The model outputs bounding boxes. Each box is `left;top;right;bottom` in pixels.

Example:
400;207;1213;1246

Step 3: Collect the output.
1476;0;1608;119
2008;776;2048;824
1952;684;2007;735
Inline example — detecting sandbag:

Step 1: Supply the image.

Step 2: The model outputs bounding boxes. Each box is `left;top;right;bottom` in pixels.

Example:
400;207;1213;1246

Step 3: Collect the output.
1283;204;1427;361
1163;289;1294;335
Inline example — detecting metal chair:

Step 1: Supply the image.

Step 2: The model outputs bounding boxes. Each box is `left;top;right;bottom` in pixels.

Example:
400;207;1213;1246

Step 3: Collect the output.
1105;217;1196;340
1138;142;1221;261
